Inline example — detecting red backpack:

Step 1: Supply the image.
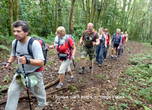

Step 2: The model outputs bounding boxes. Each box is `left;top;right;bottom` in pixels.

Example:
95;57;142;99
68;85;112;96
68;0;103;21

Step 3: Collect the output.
57;35;74;60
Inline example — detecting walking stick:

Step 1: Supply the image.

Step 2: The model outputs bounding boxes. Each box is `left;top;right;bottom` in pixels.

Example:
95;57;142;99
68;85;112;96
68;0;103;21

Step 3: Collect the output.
91;59;93;74
22;64;32;110
72;59;76;69
91;46;95;74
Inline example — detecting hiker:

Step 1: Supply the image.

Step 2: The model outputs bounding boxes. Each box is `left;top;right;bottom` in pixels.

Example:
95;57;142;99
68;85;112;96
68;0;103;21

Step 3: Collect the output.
4;20;47;110
50;26;76;88
79;23;99;73
96;28;106;67
119;31;128;55
124;31;128;43
104;28;111;58
111;28;122;58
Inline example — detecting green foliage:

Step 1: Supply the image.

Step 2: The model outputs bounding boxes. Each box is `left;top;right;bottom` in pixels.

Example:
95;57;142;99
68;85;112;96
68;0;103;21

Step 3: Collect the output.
118;51;152;107
0;35;14;44
143;105;151;110
119;103;128;109
0;45;10;51
68;85;78;92
0;85;8;91
95;74;106;80
73;24;85;38
0;0;151;44
63;107;70;110
108;106;116;110
129;53;152;65
3;75;11;83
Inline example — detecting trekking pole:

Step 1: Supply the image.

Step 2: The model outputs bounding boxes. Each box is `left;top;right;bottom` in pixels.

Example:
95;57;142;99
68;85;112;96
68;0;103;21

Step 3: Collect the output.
72;59;76;69
91;46;95;74
21;63;32;110
91;58;94;74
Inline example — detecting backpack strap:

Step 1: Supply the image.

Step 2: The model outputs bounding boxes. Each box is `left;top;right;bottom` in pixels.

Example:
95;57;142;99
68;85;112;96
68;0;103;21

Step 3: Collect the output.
28;38;34;58
66;35;73;50
13;38;34;57
14;40;18;56
57;37;61;51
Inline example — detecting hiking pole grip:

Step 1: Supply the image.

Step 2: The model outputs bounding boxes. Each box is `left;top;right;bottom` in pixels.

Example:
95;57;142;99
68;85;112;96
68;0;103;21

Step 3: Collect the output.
20;57;32;110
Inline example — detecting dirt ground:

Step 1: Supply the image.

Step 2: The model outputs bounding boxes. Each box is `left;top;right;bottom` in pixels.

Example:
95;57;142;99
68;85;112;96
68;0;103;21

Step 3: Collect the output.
0;41;150;110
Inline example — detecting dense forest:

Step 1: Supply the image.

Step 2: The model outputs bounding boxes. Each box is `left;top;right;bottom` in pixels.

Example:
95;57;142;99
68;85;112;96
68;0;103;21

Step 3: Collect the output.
0;0;152;44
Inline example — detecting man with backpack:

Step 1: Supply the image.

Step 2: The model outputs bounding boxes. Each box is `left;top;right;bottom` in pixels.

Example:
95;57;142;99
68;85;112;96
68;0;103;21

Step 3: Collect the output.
5;20;47;110
79;23;99;73
111;28;122;58
50;26;76;89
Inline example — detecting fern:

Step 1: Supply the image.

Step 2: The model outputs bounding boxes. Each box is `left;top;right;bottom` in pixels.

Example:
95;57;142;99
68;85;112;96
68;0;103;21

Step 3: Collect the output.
0;45;10;51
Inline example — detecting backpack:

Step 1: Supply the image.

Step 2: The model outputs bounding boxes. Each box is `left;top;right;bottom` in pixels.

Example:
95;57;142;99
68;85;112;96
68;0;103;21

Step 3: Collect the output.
83;31;97;48
122;35;126;44
14;37;48;65
112;33;122;45
57;35;74;60
105;33;110;45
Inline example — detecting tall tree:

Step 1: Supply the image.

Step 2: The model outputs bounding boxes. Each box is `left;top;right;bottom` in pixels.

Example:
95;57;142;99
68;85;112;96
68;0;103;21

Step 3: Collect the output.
69;0;76;34
8;0;19;35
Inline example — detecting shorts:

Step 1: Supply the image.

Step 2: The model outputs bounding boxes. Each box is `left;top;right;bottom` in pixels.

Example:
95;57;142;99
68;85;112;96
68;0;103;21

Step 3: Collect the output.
113;43;119;48
58;59;72;74
80;46;95;60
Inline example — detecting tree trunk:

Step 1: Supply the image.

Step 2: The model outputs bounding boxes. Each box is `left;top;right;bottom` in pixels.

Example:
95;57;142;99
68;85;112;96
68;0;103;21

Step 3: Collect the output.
69;0;76;34
8;0;19;35
13;0;19;21
8;0;14;35
86;0;91;23
57;0;62;26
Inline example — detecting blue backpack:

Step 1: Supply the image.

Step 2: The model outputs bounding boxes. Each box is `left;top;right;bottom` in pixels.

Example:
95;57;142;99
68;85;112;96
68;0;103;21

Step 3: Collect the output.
112;33;122;45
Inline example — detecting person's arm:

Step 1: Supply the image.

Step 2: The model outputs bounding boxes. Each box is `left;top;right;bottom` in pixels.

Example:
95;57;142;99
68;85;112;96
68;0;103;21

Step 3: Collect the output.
126;34;128;42
69;37;76;59
72;44;76;59
79;31;85;45
118;35;123;48
93;38;100;46
49;44;55;49
5;40;17;67
28;58;44;66
93;32;100;46
5;56;17;67
18;56;44;66
18;40;45;66
79;36;83;45
109;34;111;46
105;35;108;47
111;34;114;46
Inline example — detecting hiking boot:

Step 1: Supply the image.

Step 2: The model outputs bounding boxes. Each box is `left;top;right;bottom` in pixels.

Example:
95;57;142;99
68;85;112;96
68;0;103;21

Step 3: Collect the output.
68;77;74;82
35;106;44;110
98;64;102;67
89;66;93;73
89;66;92;70
56;82;64;89
111;55;114;59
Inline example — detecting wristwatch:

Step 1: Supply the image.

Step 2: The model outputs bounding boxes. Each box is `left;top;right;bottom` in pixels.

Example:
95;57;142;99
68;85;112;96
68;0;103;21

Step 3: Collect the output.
25;57;31;64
